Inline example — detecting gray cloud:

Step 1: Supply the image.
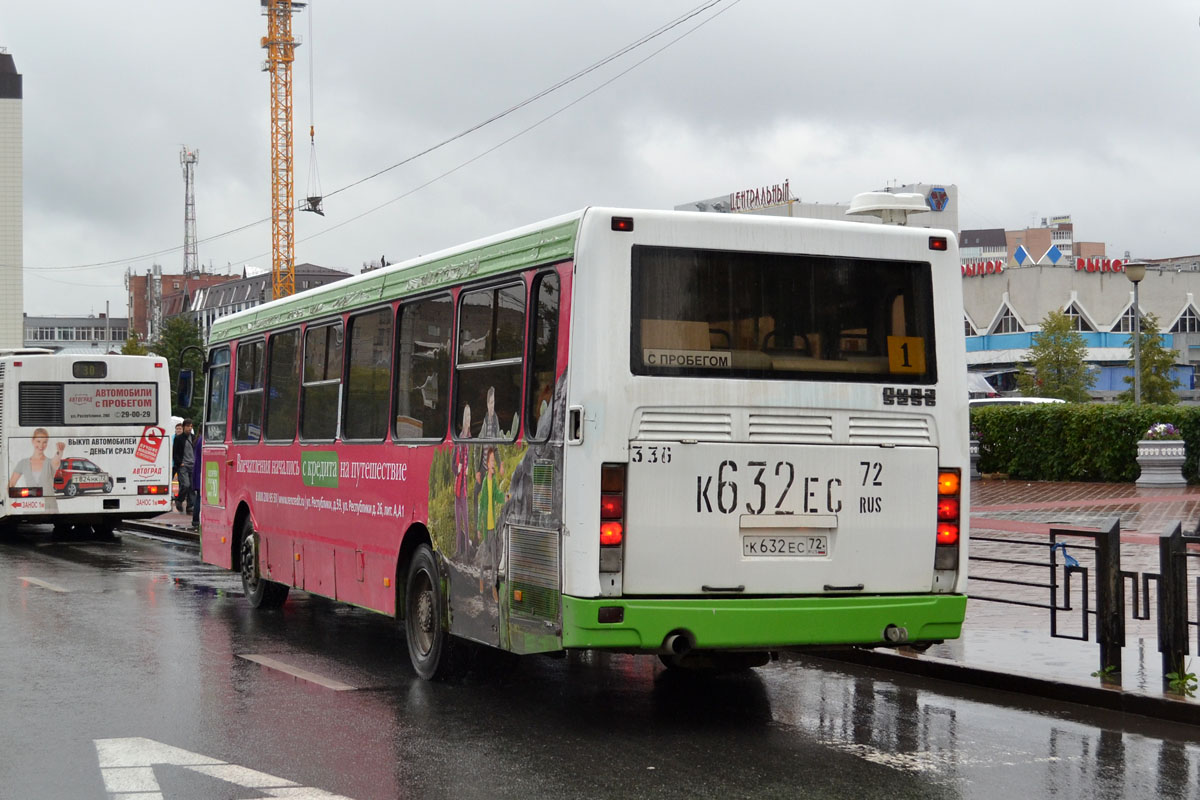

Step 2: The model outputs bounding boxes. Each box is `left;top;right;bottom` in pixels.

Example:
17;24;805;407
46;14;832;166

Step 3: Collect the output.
7;0;1198;314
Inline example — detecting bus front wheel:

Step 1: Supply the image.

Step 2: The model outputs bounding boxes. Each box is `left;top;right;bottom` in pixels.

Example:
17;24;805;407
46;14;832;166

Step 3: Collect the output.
404;544;459;680
239;518;289;609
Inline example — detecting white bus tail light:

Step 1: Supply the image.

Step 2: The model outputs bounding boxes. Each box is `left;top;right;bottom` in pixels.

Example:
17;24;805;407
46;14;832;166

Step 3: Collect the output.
611;216;634;232
929;236;948;251
9;487;43;498
138;485;171;496
599;464;626;572
935;469;961;568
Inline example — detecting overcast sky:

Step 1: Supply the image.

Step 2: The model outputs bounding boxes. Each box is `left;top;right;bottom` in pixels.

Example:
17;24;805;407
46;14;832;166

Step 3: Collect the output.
5;1;1199;316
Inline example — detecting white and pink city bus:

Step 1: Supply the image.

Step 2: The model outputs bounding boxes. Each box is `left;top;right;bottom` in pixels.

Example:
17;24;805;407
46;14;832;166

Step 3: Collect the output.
198;205;969;678
1;350;174;537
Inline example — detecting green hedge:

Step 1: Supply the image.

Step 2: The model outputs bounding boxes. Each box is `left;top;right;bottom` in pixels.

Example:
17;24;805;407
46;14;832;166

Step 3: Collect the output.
971;404;1200;483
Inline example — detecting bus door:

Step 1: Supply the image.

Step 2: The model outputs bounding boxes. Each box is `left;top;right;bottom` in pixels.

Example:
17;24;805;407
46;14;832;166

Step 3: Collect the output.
202;348;232;515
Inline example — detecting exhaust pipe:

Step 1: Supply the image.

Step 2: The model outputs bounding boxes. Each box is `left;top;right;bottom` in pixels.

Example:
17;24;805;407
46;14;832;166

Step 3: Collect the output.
663;632;693;656
883;624;908;644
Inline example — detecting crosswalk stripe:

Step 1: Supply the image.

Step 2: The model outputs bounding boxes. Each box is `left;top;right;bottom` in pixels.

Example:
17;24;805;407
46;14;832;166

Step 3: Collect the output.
18;576;69;592
238;654;357;691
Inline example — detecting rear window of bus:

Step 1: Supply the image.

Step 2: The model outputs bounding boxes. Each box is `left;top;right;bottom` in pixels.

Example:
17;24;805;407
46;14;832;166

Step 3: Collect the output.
630;245;937;384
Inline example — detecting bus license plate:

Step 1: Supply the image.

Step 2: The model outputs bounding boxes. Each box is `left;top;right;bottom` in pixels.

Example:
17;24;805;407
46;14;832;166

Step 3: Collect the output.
743;535;828;557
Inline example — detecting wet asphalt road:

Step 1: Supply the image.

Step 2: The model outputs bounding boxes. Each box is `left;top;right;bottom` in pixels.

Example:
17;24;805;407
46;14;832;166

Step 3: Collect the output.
1;526;1198;800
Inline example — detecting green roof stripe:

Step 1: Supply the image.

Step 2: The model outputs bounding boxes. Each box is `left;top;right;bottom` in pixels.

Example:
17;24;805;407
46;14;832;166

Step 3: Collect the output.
209;216;580;343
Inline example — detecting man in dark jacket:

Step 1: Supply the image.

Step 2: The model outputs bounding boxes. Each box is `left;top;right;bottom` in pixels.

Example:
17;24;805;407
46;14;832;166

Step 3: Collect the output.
175;419;194;512
190;434;203;529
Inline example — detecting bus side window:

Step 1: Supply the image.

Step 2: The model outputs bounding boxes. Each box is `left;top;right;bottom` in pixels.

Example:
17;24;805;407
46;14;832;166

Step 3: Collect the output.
233;340;265;442
205;347;230;443
395;295;452;440
526;271;559;441
456;283;525;442
264;329;300;442
300;322;343;441
344;307;393;441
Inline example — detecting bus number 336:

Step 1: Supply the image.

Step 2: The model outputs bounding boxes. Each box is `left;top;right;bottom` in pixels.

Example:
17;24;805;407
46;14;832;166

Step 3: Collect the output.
695;460;886;515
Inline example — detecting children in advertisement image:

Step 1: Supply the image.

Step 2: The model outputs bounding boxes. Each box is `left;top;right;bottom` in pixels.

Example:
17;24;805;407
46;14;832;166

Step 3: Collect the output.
453;405;472;558
476;447;504;599
8;428;64;512
425;373;567;645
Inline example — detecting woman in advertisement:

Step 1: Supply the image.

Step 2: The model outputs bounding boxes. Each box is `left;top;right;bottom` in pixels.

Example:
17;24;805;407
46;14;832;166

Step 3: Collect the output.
8;428;64;513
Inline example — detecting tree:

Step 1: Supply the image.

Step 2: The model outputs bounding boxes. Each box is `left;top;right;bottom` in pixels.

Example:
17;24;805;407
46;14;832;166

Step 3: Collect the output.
152;317;205;419
120;334;148;355
1121;312;1181;404
1016;310;1094;402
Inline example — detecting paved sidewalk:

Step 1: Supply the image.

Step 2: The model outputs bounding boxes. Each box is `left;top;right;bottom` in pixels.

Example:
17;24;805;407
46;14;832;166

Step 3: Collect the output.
922;479;1200;716
132;482;1200;718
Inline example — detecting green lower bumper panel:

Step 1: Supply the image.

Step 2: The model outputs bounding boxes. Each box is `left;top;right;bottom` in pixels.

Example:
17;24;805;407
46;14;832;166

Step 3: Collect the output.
561;594;966;651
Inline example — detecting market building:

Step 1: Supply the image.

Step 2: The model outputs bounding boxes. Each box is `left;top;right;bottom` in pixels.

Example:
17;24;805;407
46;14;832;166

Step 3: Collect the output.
960;218;1198;400
678;183;1199;401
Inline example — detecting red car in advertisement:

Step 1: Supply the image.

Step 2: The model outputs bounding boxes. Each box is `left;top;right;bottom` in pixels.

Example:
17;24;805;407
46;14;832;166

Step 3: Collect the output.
54;457;114;497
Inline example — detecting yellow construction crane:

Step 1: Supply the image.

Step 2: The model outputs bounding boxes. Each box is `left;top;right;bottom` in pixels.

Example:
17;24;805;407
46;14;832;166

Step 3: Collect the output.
261;0;305;300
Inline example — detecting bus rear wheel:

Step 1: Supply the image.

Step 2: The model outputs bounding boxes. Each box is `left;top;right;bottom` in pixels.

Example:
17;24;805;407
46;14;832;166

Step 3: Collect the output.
240;518;288;609
404;544;459;680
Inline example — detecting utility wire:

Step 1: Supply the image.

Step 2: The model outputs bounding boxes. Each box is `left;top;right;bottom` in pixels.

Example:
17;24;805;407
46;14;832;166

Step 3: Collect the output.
22;0;732;274
234;0;743;264
322;0;725;201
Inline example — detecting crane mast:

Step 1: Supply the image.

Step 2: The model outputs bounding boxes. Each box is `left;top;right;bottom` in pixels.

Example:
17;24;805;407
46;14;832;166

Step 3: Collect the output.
261;0;304;299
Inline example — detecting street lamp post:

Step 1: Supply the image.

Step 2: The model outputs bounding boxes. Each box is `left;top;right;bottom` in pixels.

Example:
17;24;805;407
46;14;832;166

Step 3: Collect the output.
1125;261;1148;404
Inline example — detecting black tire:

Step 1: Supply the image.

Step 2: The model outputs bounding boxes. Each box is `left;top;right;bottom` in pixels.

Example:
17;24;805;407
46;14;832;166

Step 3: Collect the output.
239;517;289;609
404;544;458;680
64;482;78;498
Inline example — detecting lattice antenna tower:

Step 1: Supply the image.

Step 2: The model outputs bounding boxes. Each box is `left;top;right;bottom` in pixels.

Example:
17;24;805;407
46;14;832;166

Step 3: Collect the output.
261;0;305;300
181;146;199;274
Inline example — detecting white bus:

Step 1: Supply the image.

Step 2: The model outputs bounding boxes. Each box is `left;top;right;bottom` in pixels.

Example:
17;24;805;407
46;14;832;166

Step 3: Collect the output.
1;350;174;537
199;203;969;678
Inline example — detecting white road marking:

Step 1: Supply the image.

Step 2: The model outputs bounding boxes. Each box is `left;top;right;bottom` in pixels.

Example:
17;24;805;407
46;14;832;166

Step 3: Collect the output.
18;576;69;592
238;653;358;691
94;737;357;799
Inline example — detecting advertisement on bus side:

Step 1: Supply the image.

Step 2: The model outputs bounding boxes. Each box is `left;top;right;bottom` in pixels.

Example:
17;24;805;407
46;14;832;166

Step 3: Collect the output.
6;425;170;511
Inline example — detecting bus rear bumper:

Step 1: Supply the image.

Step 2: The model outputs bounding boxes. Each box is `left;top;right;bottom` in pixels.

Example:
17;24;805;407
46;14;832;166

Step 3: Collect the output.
561;594;966;651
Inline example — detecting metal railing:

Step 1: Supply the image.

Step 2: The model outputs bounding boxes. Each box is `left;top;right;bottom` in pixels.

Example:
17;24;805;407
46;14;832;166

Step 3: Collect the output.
969;516;1199;687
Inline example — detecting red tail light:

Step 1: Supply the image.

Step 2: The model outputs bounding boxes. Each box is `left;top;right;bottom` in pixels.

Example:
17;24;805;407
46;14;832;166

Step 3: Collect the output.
599;464;626;572
138;485;170;495
935;468;962;566
600;522;624;546
600;494;624;519
9;487;43;498
937;498;959;521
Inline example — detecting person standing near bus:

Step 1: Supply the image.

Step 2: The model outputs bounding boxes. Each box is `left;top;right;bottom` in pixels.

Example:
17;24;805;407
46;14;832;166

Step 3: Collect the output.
175;419;194;513
190;433;203;529
8;428;64;513
171;421;184;492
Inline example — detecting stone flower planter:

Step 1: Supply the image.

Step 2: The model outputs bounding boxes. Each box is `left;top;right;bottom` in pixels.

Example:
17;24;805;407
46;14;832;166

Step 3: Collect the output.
1135;439;1186;488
